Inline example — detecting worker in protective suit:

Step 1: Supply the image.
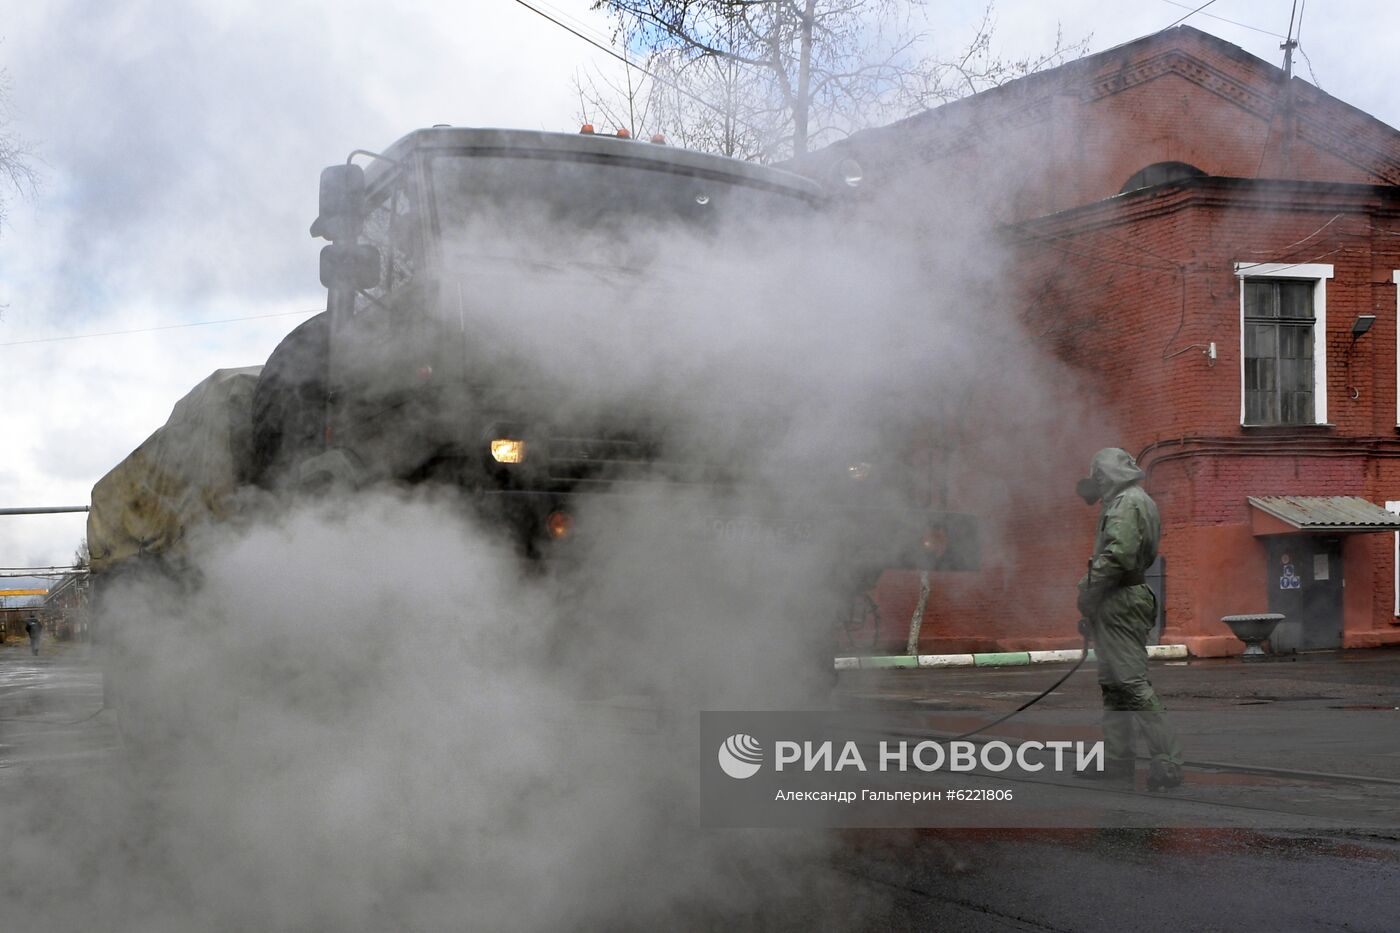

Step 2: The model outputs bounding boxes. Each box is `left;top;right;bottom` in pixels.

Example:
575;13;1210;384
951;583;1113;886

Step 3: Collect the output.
1075;448;1183;791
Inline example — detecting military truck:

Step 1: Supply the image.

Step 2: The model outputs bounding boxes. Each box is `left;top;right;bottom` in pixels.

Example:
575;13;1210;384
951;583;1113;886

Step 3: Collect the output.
245;127;974;578
90;128;976;678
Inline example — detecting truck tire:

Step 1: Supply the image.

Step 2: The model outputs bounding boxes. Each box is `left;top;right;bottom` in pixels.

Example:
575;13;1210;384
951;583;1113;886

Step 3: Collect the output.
248;311;331;488
92;561;184;783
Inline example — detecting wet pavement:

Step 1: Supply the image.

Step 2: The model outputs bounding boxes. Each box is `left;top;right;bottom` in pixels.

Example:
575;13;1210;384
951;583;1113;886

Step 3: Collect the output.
0;639;117;784
820;649;1400;929
834;646;1400;713
836;648;1400;777
2;639;1398;930
815;826;1400;931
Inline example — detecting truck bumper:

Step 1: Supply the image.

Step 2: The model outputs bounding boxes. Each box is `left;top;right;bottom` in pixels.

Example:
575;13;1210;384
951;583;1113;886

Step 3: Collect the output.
472;489;979;574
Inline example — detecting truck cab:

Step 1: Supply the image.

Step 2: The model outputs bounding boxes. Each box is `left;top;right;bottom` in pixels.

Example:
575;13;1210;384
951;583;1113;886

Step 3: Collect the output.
251;127;976;577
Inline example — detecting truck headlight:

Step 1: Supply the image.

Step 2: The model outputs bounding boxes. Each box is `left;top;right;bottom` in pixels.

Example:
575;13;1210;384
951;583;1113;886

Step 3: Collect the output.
490;438;526;464
847;462;873;481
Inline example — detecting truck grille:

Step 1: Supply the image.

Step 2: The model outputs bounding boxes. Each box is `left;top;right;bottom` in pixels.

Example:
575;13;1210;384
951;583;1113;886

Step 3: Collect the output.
548;436;653;463
545;435;732;485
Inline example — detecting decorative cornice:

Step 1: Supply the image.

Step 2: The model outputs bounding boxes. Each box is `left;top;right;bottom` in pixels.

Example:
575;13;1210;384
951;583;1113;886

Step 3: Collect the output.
1085;49;1274;118
1294;113;1400;186
881;42;1400;191
1009;177;1395;240
911;49;1278;164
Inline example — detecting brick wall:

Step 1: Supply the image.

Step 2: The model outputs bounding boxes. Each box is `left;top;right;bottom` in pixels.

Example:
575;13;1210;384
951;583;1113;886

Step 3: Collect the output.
845;27;1400;655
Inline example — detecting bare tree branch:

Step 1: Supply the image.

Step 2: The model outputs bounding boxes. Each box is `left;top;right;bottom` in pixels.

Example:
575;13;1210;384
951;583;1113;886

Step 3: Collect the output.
0;65;39;233
586;0;1089;161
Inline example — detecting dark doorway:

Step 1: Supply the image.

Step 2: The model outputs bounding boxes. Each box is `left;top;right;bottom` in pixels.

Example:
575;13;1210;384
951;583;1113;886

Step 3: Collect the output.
1265;536;1344;652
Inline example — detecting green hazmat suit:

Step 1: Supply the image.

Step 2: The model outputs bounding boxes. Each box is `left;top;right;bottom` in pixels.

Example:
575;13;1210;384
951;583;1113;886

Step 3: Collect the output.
1077;448;1183;768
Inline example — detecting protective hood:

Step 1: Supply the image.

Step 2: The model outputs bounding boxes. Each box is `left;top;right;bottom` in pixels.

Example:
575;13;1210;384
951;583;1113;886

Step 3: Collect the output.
1086;447;1145;501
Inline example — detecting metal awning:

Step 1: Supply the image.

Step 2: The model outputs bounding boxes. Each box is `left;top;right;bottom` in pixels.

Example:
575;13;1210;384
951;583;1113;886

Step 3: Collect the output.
1248;496;1400;533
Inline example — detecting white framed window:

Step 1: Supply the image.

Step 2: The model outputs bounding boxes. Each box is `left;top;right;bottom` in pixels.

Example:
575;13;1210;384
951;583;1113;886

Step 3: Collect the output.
1390;500;1400;617
1233;262;1333;426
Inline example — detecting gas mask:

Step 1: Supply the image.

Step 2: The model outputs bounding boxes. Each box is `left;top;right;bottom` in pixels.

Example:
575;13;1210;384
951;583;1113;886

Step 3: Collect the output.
1075;477;1100;505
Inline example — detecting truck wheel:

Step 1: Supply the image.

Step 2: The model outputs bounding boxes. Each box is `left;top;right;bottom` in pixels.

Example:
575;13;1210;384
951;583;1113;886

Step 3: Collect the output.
92;562;183;784
248;311;331;488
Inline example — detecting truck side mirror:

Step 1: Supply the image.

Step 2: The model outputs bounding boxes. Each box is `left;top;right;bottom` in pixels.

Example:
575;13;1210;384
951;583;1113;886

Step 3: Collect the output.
310;164;367;241
320;243;381;290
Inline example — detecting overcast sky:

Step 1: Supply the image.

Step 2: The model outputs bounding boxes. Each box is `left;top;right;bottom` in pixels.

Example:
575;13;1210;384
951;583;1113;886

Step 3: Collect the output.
1;0;1397;569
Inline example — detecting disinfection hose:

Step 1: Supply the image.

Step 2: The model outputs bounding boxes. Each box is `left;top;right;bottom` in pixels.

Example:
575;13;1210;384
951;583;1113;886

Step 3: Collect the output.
945;629;1092;742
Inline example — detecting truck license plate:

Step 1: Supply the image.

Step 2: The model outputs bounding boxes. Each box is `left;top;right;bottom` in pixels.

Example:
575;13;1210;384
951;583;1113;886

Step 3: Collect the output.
706;516;815;546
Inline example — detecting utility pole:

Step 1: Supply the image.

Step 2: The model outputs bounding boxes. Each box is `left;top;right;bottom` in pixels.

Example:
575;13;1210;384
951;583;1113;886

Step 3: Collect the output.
1278;0;1299;176
1282;38;1299;174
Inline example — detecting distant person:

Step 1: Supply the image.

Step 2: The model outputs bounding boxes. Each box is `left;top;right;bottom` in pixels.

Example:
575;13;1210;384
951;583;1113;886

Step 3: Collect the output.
1075;448;1183;791
25;614;41;656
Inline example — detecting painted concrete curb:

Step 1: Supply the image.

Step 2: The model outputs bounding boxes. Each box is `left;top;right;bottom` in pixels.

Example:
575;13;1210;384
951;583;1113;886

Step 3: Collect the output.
835;644;1188;670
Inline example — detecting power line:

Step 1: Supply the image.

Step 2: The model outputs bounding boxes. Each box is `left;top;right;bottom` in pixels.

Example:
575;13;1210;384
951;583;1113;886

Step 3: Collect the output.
0;307;321;348
1163;0;1223;31
1009;216;1361;363
1233;245;1348;277
1293;0;1321;89
506;0;753;129
1158;0;1287;39
1240;213;1343;254
1296;43;1321;90
510;0;624;64
531;0;617;48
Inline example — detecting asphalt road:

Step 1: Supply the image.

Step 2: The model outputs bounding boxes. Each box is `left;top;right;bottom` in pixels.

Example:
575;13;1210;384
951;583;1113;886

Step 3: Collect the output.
2;640;1398;931
833;648;1400;713
0;639;116;781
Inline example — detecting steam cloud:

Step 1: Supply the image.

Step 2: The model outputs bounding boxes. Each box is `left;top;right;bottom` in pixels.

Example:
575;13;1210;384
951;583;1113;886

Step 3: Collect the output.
1;151;1104;929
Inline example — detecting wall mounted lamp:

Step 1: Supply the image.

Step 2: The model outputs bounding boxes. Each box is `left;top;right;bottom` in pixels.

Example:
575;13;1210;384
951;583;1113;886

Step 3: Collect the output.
1345;314;1377;401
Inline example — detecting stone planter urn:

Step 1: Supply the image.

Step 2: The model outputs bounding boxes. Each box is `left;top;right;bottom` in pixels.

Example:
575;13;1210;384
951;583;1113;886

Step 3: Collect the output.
1221;613;1286;660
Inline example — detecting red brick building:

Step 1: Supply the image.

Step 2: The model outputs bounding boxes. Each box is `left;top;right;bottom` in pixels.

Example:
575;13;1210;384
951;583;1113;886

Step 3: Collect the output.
825;26;1400;657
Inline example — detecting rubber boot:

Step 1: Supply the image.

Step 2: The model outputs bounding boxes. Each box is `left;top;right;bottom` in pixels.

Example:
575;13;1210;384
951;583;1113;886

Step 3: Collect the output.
1146;760;1183;792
